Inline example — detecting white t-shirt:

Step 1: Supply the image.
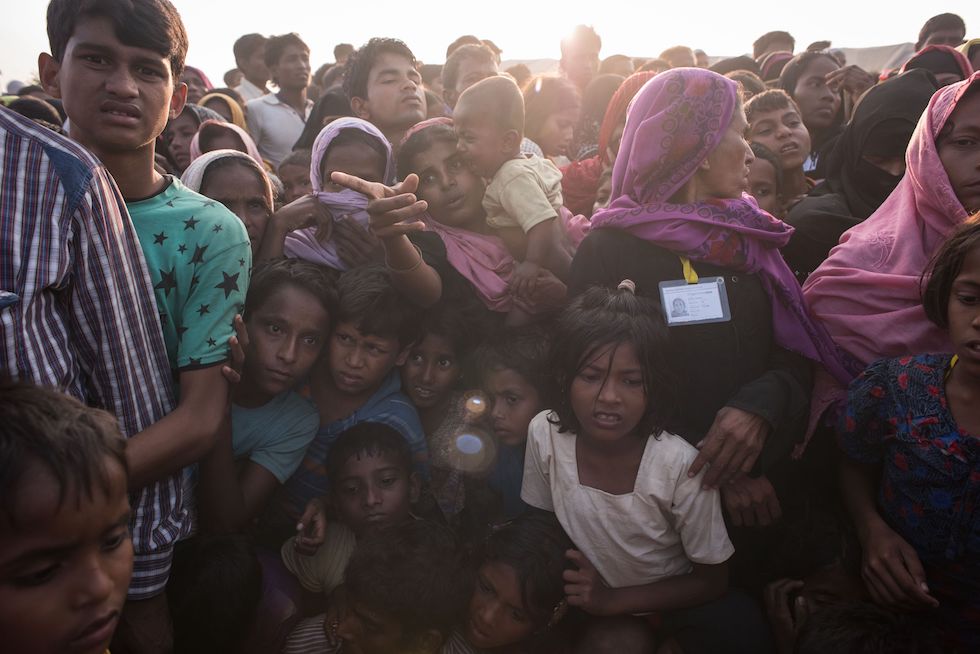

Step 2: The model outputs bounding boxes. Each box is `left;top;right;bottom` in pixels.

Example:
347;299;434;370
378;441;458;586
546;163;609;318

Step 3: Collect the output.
245;93;312;167
521;411;734;588
235;78;268;102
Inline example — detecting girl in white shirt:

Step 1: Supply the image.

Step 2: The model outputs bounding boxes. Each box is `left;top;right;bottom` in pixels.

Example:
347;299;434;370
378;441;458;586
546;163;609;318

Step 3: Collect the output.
522;280;769;653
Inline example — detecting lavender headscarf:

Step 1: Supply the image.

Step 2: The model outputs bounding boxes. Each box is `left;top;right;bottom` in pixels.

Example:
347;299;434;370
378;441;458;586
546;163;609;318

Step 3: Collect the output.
284;117;394;270
590;68;853;385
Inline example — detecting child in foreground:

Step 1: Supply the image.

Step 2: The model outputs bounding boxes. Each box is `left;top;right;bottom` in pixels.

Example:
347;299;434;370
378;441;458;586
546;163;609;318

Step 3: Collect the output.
839;217;980;650
0;382;133;654
453;75;574;295
746;89;813;212
521;281;770;653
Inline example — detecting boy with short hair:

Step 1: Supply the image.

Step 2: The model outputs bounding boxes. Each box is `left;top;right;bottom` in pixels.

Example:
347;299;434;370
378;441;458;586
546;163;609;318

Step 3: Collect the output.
0;381;133;654
441;43;498;109
281;422;420;596
746;89;813;210
38;0;251;647
453;75;572;296
343;37;427;148
234;33;269;101
268;265;426;539
284;520;468;654
246;33;313;167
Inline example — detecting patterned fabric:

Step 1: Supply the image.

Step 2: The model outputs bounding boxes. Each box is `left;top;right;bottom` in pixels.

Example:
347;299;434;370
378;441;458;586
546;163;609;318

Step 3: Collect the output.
840;354;980;648
590;68;855;387
127;177;251;373
0;107;184;598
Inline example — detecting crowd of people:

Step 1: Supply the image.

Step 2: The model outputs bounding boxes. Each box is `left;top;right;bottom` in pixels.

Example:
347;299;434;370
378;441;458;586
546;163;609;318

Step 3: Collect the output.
1;1;979;653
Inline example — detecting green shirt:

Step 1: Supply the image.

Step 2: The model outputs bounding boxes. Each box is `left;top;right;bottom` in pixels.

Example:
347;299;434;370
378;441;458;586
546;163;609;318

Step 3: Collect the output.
128;178;251;373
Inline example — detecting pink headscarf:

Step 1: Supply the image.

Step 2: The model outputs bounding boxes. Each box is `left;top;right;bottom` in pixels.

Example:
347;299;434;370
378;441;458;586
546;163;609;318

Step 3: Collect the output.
188;120;264;167
590;68;853;385
284;117;393;271
183;66;214;90
804;73;979;368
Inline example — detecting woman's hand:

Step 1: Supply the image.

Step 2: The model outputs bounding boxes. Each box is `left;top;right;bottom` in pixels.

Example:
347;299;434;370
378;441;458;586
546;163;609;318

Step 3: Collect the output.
294;497;328;556
689;407;770;488
322;585;348;648
764;579;808;654
273;194;334;241
564;549;618;615
721;473;782;527
825;65;876;103
861;522;939;609
330;171;428;240
511;270;568;315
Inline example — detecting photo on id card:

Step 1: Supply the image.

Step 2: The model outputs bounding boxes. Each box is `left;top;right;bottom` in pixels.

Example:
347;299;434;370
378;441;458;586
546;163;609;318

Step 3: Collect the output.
659;277;731;326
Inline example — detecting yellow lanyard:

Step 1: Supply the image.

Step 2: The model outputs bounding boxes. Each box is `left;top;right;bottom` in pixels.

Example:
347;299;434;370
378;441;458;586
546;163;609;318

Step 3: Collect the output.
680;257;699;284
946;354;959;381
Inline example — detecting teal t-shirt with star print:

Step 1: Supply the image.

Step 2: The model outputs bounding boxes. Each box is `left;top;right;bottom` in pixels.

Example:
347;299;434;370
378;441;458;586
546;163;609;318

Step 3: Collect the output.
128;178;251;373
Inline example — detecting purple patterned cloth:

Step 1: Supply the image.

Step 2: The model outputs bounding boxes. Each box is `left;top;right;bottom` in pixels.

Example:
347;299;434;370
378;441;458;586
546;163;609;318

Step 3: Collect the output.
590;68;854;385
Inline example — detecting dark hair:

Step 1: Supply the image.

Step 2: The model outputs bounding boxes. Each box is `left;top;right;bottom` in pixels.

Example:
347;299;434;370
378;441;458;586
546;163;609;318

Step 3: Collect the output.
479;513;573;630
336;264;421;347
750;142;785;195
505;63;532;88
549;284;675;437
47;0;188;80
168;535;263;654
638;58;670;74
752;30;795;59
446;34;482;59
726;70;767;100
396;120;457;180
522;75;581;144
710;56;763;78
243;258;338;322
343;37;417;101
442;44;496;94
7;97;63;127
233;33;266;67
278;148;312;173
795;602;943;654
345;521;468;645
420;64;443;86
658;45;695;67
417;297;486;359
16;84;46;97
560;25;601;55
921;214;980;328
326;422;413;486
293;89;354;151
599;54;634;76
916;13;966;51
0;381;127;523
334;43;354;60
264;33;308;71
745;88;801;124
318;127;389;183
779;52;840;97
471;325;552;394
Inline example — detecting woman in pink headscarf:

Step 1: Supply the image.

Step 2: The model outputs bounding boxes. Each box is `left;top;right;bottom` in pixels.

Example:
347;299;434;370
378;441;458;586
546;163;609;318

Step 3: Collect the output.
803;72;980;425
571;68;852;532
188;119;265;168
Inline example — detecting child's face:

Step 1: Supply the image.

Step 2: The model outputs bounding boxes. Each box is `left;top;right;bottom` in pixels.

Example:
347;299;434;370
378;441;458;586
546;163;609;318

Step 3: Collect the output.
353;52;426;132
269;44;311;92
39;16;185;159
319;142;387;193
747;157;782;217
180;70;207;104
748;107;811;170
200;161;271;254
448;60;498;107
411;139;486;230
535;107;579;158
328;321;408;398
465;561;534;649
946;244;980;374
454;105;511;178
791;57;841;131
279;163;313;204
163;110;198;172
570;342;648;442
338;599;429;654
332;451;417;536
401;333;460;410
243;283;330;399
484;367;542;447
0;458;132;654
202;97;235;122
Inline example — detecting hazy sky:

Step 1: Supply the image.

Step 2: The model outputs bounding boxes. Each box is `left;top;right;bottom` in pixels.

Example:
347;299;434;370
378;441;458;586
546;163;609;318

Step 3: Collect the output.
2;1;978;88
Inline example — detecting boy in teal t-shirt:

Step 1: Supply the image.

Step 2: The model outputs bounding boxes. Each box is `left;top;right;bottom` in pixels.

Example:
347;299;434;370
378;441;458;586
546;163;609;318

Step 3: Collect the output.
128;177;250;372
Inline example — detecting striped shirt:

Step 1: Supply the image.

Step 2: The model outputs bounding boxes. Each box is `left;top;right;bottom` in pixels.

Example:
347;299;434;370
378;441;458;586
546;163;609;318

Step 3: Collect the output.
0;107;190;597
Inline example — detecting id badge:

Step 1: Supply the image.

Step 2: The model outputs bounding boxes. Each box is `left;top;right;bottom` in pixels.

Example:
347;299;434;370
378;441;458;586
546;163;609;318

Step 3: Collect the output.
659;277;731;326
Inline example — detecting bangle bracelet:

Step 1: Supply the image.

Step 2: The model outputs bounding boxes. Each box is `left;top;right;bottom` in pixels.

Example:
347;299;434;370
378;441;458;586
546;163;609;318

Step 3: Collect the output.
387;244;424;274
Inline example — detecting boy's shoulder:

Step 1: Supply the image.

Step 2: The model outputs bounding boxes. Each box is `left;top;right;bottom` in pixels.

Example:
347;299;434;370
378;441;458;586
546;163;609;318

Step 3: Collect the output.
492;155;561;190
129;177;249;246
